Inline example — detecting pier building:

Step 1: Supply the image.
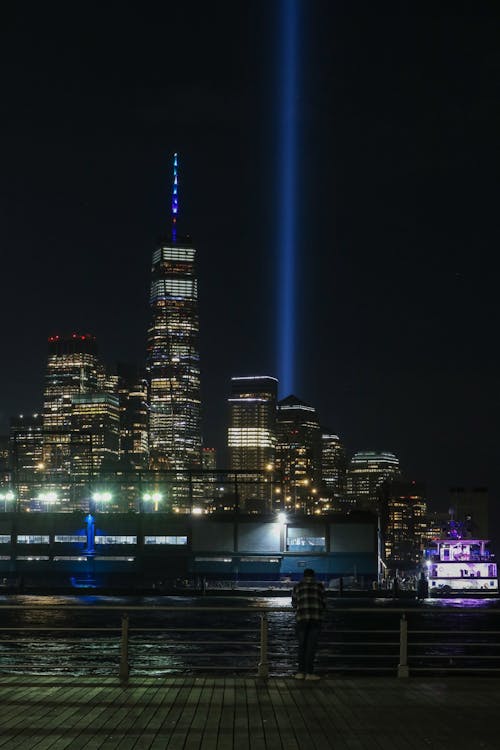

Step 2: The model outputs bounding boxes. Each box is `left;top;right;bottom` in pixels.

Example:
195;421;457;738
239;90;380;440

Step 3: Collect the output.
0;512;377;591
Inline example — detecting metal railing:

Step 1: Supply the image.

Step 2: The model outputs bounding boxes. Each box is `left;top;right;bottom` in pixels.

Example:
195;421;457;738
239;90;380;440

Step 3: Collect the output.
0;605;498;680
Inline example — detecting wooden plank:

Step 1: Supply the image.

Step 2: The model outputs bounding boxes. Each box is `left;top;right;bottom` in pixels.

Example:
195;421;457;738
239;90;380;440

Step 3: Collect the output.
26;681;131;750
0;684;81;748
166;679;205;750
199;680;224;750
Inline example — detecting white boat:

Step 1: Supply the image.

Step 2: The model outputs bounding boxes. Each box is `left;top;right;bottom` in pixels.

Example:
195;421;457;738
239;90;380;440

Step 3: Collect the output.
426;536;498;596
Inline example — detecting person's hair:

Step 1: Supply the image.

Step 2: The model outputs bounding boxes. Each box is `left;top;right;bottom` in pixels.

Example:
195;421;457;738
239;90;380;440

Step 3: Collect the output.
303;568;315;577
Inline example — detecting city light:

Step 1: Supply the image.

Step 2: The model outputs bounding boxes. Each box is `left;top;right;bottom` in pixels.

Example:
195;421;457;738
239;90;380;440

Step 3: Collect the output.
191;507;203;515
278;512;287;524
37;491;58;510
143;492;162;503
92;491;112;512
93;492;112;503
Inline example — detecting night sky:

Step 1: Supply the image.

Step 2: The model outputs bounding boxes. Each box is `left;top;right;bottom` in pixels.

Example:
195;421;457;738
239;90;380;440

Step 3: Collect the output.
1;2;499;515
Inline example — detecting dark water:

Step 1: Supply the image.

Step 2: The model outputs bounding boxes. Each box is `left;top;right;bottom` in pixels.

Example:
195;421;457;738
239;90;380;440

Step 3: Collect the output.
0;595;499;676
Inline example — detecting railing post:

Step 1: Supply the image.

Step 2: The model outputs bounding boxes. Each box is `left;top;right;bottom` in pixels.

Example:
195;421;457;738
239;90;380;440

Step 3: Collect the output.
258;613;269;678
119;613;129;684
398;613;409;678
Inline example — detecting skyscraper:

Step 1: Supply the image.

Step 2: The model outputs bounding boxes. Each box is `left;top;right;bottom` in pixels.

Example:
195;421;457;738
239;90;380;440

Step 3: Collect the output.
146;155;202;499
320;430;347;504
227;375;278;511
70;393;120;481
378;479;427;569
346;450;400;510
9;414;43;507
115;363;149;471
42;334;102;480
275;395;321;513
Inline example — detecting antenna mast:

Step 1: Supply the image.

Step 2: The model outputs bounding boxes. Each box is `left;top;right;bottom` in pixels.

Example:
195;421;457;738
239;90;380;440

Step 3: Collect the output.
172;152;178;242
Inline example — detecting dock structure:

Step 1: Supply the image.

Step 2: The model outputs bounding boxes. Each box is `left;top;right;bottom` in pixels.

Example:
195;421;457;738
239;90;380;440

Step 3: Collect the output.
0;675;497;749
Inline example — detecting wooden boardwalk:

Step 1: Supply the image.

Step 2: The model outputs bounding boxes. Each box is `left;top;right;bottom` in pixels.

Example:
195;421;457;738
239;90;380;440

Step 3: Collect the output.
0;675;497;749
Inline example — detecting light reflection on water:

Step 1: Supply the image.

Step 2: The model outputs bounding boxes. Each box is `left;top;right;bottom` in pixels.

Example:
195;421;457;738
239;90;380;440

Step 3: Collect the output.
0;594;498;676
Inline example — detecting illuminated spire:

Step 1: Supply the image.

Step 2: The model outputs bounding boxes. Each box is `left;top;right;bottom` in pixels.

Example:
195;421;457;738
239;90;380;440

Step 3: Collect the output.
172;152;178;242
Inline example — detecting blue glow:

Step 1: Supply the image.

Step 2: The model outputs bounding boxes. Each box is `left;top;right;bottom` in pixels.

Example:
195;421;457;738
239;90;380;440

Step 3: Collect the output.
277;0;299;396
172;152;178;241
85;513;95;555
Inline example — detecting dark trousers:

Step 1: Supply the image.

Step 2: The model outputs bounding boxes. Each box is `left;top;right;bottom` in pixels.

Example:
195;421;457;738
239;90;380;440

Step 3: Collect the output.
296;620;321;674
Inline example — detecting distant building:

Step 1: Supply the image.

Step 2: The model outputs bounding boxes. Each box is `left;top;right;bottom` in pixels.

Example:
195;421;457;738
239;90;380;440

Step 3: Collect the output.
379;479;427;570
71;393;120;478
146;238;202;488
42;334;102;481
275;395;321;513
116;363;149;471
346;451;400;510
227;376;278;511
9;414;43;507
320;430;347;505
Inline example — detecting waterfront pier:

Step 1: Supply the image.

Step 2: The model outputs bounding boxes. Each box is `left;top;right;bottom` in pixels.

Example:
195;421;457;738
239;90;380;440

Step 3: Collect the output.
0;674;498;749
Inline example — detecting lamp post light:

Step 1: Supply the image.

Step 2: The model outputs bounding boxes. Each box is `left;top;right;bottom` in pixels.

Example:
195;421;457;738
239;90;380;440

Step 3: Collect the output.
265;463;274;513
37;491;58;512
92;491;112;513
277;512;287;552
142;492;162;513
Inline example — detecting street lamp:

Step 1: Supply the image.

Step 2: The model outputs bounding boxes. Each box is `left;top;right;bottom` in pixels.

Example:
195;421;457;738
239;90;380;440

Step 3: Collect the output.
92;491;112;513
277;512;287;553
37;491;58;512
142;492;162;512
265;463;274;512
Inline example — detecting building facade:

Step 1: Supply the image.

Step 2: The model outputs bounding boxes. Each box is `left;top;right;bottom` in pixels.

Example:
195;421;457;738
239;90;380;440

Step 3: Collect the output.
379;479;427;570
116;364;149;471
146;239;202;490
9;414;43;507
346;451;400;511
275;395;322;513
320;430;347;507
227;376;278;511
42;334;103;507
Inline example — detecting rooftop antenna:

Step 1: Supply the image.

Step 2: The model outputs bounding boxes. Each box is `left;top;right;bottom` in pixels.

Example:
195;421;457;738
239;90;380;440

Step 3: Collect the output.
172;152;178;242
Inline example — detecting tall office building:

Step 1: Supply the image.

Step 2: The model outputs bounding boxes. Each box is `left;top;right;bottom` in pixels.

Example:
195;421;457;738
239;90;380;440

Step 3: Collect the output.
379;479;427;569
42;334;101;479
9;414;43;506
146;155;202;503
275;395;321;513
70;393;120;481
227;376;278;511
320;430;347;504
116;363;149;471
346;451;400;510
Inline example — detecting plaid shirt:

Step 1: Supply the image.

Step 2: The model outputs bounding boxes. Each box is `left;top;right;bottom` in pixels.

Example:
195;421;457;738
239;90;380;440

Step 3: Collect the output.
292;578;326;622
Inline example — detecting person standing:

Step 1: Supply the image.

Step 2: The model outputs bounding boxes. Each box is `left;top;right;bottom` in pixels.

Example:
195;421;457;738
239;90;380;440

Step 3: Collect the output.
291;568;326;681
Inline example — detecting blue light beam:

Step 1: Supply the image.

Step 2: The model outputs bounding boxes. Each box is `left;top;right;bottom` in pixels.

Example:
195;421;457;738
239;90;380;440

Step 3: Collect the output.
277;0;299;397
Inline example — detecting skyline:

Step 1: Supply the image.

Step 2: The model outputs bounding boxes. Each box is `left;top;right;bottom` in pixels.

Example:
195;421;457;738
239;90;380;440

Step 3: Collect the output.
1;2;499;510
